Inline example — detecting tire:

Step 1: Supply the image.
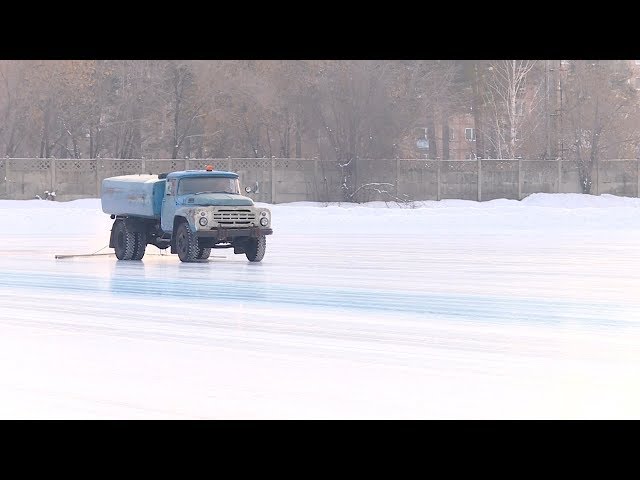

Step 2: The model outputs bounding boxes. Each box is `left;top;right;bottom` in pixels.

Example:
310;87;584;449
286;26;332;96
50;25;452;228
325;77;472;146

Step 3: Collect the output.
113;219;136;260
131;232;147;260
196;247;211;260
175;221;199;262
245;236;266;262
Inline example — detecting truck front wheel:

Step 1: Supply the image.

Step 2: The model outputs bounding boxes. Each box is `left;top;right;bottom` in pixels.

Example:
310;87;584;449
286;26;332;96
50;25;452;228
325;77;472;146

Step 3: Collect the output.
175;222;199;262
245;236;266;262
196;247;211;260
113;219;136;260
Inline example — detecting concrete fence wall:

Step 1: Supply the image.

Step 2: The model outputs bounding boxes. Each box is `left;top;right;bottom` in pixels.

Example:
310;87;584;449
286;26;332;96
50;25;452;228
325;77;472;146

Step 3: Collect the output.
1;157;639;203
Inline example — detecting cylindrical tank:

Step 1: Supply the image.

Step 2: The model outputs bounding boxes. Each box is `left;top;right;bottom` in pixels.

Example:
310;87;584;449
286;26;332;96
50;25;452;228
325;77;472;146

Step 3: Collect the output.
101;175;166;218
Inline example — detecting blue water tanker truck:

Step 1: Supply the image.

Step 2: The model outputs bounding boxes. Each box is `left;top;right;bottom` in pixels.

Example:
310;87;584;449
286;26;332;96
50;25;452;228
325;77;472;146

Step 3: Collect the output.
100;166;273;262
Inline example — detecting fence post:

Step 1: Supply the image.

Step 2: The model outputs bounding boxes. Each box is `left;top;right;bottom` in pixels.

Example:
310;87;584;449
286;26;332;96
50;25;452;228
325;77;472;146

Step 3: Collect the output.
517;159;522;200
437;160;441;201
477;159;482;202
595;160;600;195
5;159;10;198
557;159;562;193
51;159;56;194
140;158;146;174
185;159;191;170
314;158;319;202
229;157;234;172
271;157;276;204
396;158;400;197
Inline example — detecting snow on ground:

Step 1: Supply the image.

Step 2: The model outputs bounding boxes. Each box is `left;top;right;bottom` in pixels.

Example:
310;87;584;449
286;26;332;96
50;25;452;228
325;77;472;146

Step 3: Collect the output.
1;193;640;419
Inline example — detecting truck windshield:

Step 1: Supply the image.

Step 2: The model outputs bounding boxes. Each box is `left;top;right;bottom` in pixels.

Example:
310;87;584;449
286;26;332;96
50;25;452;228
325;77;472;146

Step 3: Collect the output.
177;177;240;195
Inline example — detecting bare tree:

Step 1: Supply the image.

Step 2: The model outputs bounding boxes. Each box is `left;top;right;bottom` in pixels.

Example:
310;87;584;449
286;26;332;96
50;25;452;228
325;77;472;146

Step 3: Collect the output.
0;61;31;157
560;60;640;193
308;61;401;200
160;61;205;159
1;58;638;196
254;60;315;158
12;61;97;158
482;60;543;159
391;60;460;159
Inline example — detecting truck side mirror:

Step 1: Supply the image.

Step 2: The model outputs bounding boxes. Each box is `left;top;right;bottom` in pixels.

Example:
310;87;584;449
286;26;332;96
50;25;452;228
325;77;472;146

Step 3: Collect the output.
245;181;259;194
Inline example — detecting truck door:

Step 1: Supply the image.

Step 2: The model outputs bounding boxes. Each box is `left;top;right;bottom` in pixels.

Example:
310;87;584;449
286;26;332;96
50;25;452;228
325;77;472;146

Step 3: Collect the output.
161;178;178;232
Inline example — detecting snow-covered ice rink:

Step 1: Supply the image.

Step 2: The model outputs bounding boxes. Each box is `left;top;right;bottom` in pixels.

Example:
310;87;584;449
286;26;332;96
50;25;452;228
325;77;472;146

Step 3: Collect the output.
1;193;640;419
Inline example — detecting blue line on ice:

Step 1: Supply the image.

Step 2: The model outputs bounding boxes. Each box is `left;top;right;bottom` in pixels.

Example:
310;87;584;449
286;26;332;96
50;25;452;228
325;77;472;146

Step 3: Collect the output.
0;267;634;328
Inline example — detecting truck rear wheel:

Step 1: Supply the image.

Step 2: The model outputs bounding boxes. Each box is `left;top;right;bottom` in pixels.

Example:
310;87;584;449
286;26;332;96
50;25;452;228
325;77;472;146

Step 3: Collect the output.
113;219;136;260
175;222;199;262
245;236;266;262
132;232;147;260
196;247;211;260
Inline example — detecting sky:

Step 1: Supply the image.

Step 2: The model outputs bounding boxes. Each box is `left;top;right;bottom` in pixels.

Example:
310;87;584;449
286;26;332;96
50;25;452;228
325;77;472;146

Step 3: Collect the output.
0;194;639;419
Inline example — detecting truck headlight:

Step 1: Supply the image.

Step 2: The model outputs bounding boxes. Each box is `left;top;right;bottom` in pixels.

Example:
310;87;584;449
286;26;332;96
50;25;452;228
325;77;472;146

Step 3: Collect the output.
260;217;269;226
199;217;208;226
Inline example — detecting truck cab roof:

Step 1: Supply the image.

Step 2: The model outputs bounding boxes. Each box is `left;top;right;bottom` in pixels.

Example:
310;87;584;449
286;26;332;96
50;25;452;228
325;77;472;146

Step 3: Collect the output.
162;170;239;180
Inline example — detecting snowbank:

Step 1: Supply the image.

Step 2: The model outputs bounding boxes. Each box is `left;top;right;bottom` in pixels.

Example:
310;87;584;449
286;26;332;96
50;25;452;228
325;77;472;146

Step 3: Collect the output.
1;193;639;241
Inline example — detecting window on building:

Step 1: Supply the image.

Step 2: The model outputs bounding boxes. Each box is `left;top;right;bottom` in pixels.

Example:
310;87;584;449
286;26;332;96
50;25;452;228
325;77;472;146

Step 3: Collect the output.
416;138;429;150
449;128;455;141
465;128;476;141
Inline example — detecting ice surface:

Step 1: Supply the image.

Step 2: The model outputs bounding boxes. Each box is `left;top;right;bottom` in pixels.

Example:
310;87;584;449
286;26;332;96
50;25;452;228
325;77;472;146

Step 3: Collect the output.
0;194;639;419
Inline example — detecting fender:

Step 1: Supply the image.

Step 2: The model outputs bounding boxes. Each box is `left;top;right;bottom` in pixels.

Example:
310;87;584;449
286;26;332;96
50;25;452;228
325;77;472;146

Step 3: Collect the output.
174;206;199;231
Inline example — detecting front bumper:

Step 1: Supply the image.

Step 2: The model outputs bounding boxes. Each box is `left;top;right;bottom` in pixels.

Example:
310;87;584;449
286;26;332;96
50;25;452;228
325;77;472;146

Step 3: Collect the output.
196;227;273;239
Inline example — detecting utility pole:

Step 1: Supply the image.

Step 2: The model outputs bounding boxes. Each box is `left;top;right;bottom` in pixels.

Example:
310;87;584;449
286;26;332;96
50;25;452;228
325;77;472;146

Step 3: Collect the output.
549;60;564;160
545;60;551;159
559;64;563;160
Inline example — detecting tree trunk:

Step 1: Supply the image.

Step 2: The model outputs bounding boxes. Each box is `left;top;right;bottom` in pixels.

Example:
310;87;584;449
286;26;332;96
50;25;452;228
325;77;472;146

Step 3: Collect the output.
442;121;450;160
40;106;50;158
266;127;273;158
509;60;517;158
89;125;94;158
472;62;485;158
172;72;181;160
427;123;437;160
72;135;80;159
295;120;302;158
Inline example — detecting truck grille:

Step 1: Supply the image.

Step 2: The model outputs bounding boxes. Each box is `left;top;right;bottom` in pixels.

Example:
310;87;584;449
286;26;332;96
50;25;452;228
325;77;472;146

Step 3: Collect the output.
213;209;256;226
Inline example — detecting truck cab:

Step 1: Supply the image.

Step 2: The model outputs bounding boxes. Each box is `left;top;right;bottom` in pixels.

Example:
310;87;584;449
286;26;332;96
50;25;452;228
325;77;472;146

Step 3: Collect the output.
101;166;273;263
